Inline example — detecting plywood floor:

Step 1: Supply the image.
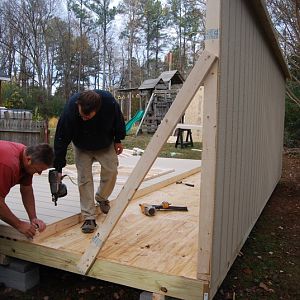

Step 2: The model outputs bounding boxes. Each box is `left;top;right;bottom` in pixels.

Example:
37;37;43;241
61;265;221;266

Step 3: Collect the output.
40;172;201;279
0;155;201;280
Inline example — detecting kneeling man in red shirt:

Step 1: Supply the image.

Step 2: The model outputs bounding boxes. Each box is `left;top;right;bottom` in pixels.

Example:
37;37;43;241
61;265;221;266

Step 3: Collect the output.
0;141;54;238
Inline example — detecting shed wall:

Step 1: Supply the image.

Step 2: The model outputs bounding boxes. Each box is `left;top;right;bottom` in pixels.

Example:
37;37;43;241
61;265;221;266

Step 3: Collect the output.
184;86;204;142
209;0;286;294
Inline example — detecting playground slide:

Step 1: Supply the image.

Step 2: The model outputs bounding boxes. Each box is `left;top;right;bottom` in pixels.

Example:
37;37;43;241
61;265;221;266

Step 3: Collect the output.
125;110;144;133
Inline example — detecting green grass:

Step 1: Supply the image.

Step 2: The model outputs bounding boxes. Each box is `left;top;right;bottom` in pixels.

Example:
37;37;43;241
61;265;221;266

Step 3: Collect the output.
123;130;202;160
49;127;202;165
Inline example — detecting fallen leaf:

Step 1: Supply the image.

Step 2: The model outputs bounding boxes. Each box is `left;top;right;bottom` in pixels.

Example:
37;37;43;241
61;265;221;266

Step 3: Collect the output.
242;267;252;275
78;288;88;294
224;291;235;299
259;282;274;292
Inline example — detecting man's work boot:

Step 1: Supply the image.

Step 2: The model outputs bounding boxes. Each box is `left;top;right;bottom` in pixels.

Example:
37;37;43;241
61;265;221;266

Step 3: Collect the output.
81;219;97;233
97;199;110;214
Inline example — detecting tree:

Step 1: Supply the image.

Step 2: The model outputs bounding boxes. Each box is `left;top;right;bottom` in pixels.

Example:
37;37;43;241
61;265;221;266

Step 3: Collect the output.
0;0;59;97
267;0;300;146
267;0;300;107
137;0;167;78
67;0;94;91
166;0;205;75
84;0;117;89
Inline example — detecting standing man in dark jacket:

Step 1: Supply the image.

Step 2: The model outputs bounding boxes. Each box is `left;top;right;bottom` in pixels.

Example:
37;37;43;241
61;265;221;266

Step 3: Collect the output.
54;90;126;233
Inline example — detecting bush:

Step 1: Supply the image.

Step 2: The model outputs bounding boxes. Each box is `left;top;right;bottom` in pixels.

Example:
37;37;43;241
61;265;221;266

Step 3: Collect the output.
49;117;58;128
284;98;300;147
1;83;65;118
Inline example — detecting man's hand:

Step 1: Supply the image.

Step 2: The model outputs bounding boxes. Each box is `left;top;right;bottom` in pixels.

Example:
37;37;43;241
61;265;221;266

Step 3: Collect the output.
16;221;38;239
114;143;124;155
31;218;46;232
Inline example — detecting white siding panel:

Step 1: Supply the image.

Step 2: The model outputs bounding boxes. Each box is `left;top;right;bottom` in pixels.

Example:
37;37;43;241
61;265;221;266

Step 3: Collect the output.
209;0;286;295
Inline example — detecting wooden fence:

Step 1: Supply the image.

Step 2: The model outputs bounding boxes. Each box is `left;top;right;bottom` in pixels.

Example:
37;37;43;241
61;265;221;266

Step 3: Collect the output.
0;118;48;146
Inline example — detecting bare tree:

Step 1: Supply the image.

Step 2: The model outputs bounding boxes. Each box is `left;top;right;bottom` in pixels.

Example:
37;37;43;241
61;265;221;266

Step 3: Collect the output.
267;0;300;107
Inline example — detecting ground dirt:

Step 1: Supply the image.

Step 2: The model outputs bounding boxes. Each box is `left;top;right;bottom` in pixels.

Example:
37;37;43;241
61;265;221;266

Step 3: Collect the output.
0;151;299;300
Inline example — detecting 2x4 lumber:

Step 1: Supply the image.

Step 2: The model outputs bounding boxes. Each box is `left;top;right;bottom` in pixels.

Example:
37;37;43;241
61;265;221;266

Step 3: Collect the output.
0;213;82;242
197;0;220;281
0;238;207;300
77;50;217;275
197;62;218;280
135;92;155;136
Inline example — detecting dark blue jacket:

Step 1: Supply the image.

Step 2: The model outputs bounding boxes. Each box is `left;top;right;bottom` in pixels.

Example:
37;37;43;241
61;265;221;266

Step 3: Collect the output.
54;90;126;172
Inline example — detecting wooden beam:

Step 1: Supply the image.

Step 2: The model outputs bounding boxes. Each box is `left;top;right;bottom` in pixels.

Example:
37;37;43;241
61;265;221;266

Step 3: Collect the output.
197;0;220;281
0;238;206;300
77;50;217;275
135;92;155;136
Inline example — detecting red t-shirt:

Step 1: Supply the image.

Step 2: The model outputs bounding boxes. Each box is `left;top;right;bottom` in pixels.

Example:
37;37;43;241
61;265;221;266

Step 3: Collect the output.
0;141;32;198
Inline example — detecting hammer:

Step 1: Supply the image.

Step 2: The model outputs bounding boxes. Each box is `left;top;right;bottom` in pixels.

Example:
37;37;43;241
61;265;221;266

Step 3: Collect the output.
139;201;188;216
176;181;194;187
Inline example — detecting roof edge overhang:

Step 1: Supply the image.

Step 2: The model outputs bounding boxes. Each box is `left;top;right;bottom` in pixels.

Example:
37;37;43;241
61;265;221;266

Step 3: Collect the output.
248;0;291;79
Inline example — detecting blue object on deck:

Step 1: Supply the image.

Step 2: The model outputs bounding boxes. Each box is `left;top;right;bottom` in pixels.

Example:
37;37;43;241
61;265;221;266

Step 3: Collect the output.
125;110;144;133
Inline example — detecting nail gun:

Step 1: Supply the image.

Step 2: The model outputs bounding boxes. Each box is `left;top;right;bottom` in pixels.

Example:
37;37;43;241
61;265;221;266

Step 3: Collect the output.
48;169;67;206
139;201;188;216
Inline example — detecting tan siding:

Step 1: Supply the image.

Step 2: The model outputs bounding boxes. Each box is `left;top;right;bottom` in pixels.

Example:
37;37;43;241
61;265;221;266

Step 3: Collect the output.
208;0;286;295
184;87;204;142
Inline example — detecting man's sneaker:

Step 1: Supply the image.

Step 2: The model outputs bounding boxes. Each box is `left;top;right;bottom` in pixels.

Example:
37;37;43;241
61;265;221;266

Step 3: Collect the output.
81;220;97;233
97;199;110;214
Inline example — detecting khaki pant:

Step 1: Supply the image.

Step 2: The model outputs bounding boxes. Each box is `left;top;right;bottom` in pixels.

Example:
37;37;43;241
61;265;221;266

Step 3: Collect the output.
74;143;118;220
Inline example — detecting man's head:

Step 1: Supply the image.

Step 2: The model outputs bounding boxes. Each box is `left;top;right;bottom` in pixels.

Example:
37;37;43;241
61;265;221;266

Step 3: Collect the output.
23;143;54;175
77;90;101;121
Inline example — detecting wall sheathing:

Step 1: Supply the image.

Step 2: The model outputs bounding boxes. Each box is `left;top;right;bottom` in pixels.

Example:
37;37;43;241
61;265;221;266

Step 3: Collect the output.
199;0;287;297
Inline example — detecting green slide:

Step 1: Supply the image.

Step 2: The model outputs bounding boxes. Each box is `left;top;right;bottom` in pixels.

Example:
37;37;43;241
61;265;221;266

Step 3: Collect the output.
125;110;144;133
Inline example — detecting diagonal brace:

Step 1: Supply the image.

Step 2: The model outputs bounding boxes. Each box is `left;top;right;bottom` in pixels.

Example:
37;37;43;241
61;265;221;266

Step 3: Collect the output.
77;50;217;275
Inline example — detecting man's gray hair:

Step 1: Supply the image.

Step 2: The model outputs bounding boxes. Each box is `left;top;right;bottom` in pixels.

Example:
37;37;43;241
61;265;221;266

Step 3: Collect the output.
25;143;54;166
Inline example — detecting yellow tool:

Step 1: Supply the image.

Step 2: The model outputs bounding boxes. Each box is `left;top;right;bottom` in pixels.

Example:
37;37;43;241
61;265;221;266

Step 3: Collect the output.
139;201;188;216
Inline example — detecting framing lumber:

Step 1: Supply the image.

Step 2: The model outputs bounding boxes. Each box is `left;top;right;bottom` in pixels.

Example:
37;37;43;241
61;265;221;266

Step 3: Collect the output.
197;0;220;280
0;237;208;300
77;50;217;275
135;92;154;136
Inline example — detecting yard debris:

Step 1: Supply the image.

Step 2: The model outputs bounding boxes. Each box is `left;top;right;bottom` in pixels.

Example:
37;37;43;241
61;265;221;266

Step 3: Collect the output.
242;267;252;275
132;147;144;155
259;282;274;293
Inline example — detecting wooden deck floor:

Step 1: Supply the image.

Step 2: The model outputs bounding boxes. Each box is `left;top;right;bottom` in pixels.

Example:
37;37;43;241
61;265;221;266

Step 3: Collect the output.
0;156;207;299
